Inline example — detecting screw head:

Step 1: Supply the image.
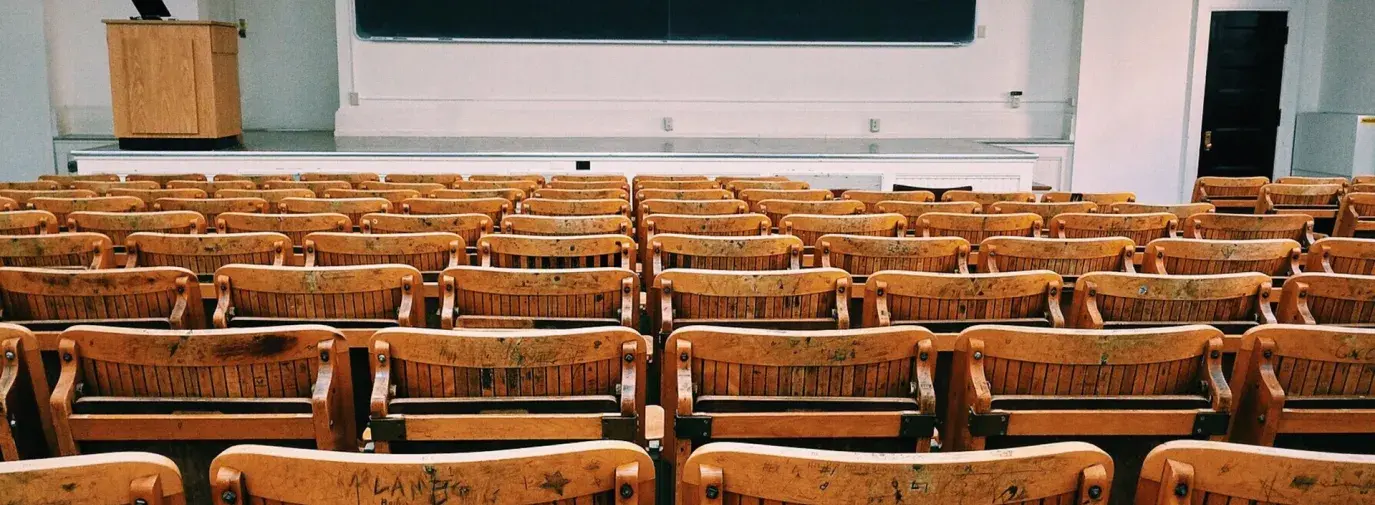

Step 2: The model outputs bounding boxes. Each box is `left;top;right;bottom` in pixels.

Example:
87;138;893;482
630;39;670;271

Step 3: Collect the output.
973;351;983;360
623;353;634;362
620;483;634;499
1174;483;1188;497
378;354;387;363
1087;485;1102;500
705;485;720;500
62;353;73;362
1210;350;1220;359
1258;414;1267;424
1263;350;1273;359
2;351;13;360
319;351;329;362
919;352;929;361
135;500;148;505
221;490;238;504
680;352;689;362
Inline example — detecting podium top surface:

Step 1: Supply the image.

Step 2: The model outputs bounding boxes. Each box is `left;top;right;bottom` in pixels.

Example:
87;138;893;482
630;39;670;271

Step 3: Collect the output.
103;19;236;28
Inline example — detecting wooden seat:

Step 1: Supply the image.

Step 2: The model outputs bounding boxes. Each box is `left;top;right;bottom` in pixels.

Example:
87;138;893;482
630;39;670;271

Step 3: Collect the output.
1355;175;1375;185
523;198;630;217
452;179;541;194
979;237;1136;280
1277;176;1348;185
1307;237;1375;274
431;188;526;204
217;213;349;246
1111;202;1216;221
0;181;60;191
322;188;421;209
107;188;208;202
211;174;293;186
213;265;425;328
0;233;113;269
279;197;390;224
757;199;864;226
716;175;789;185
644;213;770;238
1185;213;1315;247
299;172;379;186
479;234;635;269
126;232;291;274
1334;192;1375;237
1050;212;1178;244
667;327;940;496
126;173;206;187
647;234;802;284
1070;272;1275;332
1355;183;1375;193
305;232;465;272
51;325;356;456
0;196;16;211
818;236;970;281
0;452;183;502
634;180;722;195
992;201;1098;223
40;173;121;186
635;175;711;185
467;174;546;186
1143;238;1301;276
1229;325;1375;446
840;190;935;212
152;197;268;227
1193;176;1269;212
214;188;315;204
917;213;1042;244
262;180;351;194
401;197;509;224
942;190;1036;212
779;213;907;249
209;441;654;505
1276;273;1375;326
357;181;447;194
73;180;159;195
551;174;627;183
1041;191;1137;205
547;180;631;192
29;196;144;224
946;325;1229;450
503;214;633;236
681;441;1111;505
440;266;637;329
0;189;96;208
67;211;206;244
382;173;463;185
0;324;51;460
652;269;851;343
1255;183;1344;219
738;189;830;212
635;188;733;202
360;213;489;246
727;180;810;194
0;210;59;235
863;270;1064;331
877;201;982;232
1136;440;1375;504
636;199;746;244
368;327;648;451
165;180;256;193
0;267;203;330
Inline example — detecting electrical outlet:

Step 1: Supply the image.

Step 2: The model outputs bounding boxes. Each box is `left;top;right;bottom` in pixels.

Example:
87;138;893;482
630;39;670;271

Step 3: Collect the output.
976;25;988;39
869;118;881;133
662;117;674;132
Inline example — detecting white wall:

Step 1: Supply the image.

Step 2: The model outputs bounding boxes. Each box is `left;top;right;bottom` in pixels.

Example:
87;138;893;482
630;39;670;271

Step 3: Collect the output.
1;0;57;179
336;0;1082;138
1320;1;1375;114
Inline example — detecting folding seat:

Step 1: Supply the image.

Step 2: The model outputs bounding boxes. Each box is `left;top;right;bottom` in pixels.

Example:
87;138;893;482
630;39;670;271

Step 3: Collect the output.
360;213;490;246
0;210;59;235
216;212;349;246
980;237;1135;282
948;325;1228;451
530;188;630;202
1306;237;1375;274
636;199;747;245
213;188;315;205
67;211;206;244
1230;325;1375;446
0;189;96;208
942;190;1036;212
863;270;1063;331
278;197;390;224
1184;213;1315;247
382;173;463;186
840;189;935;212
817;235;970;281
0;196;15;211
1354;182;1375;193
0;233;114;269
1276;176;1348;185
1070;272;1275;332
165;180;256;194
211;173;293;186
756;199;864;227
357;181;447;194
0;323;53;460
299;172;379;187
715;175;789;186
635;174;711;185
646;235;801;284
440;266;637;329
634;180;722;196
652;269;852;344
0;267;203;330
125;173;206;187
1049;212;1178;244
400;197;509;226
1143;238;1300;277
0;181;60;191
1111;202;1215;220
262;180;351;194
322;188;421;210
1334;192;1375;237
876;200;981;233
50;325;356;457
738;188;830;212
305;231;466;274
635;188;733;202
1041;191;1137;206
551;174;627;183
1276;273;1375;325
72;180;160;195
479;234;635;269
991;201;1098;223
726;180;810;195
1137;440;1375;504
1192;176;1269;213
1355;175;1375;185
452;179;541;195
643;213;769;238
29;196;144;224
667;326;941;498
209;441;655;505
523;198;630;217
780;213;907;249
367;327;648;452
126;232;291;275
546;180;631;192
39;173;121;187
467;173;546;185
503;214;633;236
1255;183;1344;219
916;212;1042;244
213;265;425;328
0;451;183;502
107;188;207;202
682;441;1111;505
431;188;526;205
152;197;268;226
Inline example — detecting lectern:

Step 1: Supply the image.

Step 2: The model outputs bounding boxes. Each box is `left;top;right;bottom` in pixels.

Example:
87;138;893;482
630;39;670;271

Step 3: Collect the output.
104;20;242;150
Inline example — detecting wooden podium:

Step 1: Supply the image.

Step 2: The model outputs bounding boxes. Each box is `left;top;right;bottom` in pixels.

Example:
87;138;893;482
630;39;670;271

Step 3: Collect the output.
104;20;242;150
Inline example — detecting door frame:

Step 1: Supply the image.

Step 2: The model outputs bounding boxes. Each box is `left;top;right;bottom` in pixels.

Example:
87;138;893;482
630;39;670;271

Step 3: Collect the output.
1179;0;1307;202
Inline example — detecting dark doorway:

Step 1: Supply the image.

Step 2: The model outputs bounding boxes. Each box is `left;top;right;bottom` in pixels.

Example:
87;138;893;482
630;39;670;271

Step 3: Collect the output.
1197;11;1288;179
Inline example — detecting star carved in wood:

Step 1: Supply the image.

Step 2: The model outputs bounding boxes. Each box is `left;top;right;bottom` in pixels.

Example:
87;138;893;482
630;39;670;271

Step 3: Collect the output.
540;471;572;496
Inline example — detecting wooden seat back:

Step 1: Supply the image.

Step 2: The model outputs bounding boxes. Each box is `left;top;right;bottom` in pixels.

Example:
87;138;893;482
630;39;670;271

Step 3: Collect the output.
0;233;113;269
73;180;159;195
917;212;1042;244
716;175;790;186
67;211;206;244
876;201;981;232
453;179;541;194
648;234;801;283
210;441;654;505
360;213;490;245
107;188;208;202
727;180;810;194
153;197;268;226
1041;191;1137;205
682;441;1111;505
214;265;424;328
40;173;121;186
1256;183;1344;217
322;188;421;209
1229;325;1375;446
757;199;864;226
1307;237;1375;274
299;172;379;186
279;197;390;224
780;213;907;248
634;180;721;194
947;325;1228;450
523;198;630;217
1112;202;1216;220
126;173;206;187
635;188;733;202
1185;213;1315;246
357;181;447;194
1277;176;1348;185
644;213;770;238
738;189;830;212
1335;192;1375;237
165;180;256;193
980;237;1136;277
991;201;1098;222
0;181;60;191
636;199;747;245
635;174;711;185
401;197;509;224
0;452;183;502
551;174;627;183
1070;272;1275;332
216;213;350;246
29;196;144;224
0;196;16;211
1050;212;1177;243
818;235;970;279
864;270;1063;331
479;234;635;269
467;174;546;185
1355;183;1375;193
1143;238;1301;276
942;190;1036;212
211;174;293;186
0;189;96;207
382;173;463;185
0;210;59;235
546;180;631;193
441;266;638;329
51;325;355;455
653;268;851;341
431;188;526;203
368;327;647;450
1137;440;1375;504
305;232;465;272
503;214;633;236
126;232;290;274
841;190;936;212
214;188;315;204
0;267;203;330
1277;273;1375;325
261;180;351;194
1192;176;1269;211
0;323;50;460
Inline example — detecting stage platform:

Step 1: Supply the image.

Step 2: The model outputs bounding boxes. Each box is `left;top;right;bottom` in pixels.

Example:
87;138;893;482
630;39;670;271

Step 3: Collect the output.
73;131;1042;191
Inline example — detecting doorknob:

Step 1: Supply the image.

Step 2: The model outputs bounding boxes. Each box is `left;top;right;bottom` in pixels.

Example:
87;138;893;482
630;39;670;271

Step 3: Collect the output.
1204;131;1213;152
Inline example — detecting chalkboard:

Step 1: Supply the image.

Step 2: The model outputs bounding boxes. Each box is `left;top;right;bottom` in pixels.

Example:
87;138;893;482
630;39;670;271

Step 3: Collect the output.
355;0;977;44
